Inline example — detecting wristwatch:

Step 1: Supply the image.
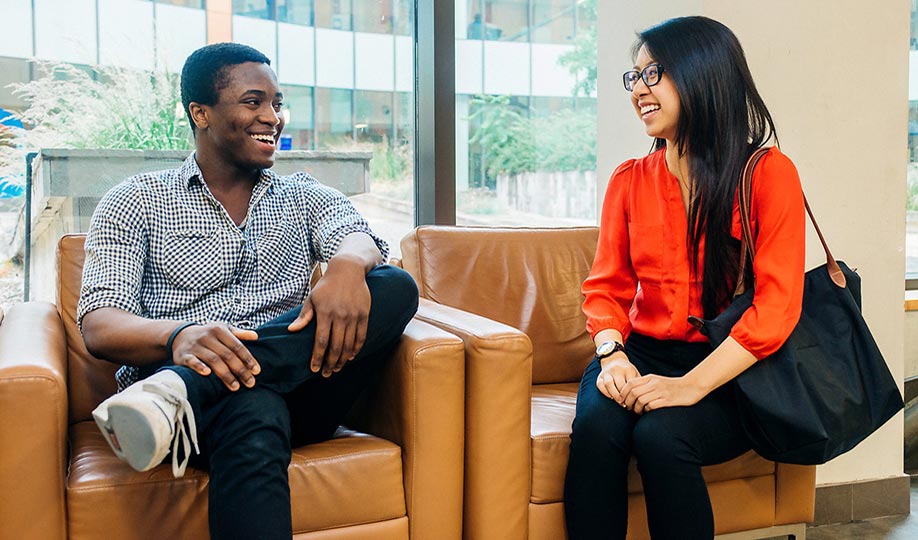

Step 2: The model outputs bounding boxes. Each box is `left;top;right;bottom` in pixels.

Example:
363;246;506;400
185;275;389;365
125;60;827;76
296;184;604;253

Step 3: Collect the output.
595;340;626;359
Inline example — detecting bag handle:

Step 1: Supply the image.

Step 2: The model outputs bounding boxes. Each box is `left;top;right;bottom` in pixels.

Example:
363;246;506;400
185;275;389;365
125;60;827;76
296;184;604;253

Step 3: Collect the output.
735;147;846;296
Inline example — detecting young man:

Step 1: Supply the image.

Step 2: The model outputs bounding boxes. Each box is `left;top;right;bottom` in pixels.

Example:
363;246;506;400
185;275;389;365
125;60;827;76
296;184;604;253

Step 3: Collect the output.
79;43;418;539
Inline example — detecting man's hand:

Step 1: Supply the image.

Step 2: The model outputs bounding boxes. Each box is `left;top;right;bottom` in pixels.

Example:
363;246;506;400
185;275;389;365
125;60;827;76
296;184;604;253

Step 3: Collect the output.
171;324;261;391
596;355;641;405
619;374;706;414
288;255;371;377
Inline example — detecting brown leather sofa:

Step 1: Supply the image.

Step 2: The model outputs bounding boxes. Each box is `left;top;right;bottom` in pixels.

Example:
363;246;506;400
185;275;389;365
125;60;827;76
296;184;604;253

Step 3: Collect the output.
400;225;816;540
0;234;466;540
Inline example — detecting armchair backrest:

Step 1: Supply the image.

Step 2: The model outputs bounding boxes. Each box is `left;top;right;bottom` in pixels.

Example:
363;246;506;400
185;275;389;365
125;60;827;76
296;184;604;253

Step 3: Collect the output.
401;226;599;384
57;234;118;424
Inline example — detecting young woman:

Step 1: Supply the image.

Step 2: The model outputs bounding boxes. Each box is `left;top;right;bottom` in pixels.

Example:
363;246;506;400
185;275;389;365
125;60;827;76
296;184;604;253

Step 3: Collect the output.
563;16;805;540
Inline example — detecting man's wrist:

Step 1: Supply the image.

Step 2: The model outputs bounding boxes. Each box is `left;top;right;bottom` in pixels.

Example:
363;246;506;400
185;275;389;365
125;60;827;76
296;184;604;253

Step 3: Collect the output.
327;252;376;275
166;322;198;355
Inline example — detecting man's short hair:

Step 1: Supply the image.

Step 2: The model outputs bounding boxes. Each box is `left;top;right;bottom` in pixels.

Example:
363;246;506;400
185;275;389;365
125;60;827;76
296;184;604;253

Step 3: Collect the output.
180;43;271;132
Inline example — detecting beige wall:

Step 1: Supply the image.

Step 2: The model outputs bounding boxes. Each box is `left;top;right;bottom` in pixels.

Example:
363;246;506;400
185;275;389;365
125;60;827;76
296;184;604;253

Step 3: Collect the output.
597;0;908;486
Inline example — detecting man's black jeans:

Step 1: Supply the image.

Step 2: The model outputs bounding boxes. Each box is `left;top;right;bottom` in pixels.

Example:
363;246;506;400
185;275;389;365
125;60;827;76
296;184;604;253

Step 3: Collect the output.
140;265;418;540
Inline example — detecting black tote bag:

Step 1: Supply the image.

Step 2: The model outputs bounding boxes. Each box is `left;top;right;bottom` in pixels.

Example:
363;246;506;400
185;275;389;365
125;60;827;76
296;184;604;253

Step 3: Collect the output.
689;148;903;465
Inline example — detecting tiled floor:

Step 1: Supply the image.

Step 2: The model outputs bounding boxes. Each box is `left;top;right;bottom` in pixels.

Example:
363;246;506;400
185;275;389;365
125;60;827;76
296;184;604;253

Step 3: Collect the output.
806;476;918;540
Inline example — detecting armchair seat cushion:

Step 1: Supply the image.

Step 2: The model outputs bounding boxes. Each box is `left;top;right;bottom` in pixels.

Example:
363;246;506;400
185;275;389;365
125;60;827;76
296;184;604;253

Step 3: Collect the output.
67;423;406;539
529;383;777;504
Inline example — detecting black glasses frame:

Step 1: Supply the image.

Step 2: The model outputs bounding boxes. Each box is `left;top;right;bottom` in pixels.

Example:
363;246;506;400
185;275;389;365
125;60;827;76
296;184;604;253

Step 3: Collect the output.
622;63;665;92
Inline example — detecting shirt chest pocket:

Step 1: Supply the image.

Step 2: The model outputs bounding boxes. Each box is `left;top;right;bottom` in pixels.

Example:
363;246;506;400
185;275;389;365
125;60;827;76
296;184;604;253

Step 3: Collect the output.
162;227;237;291
255;218;312;284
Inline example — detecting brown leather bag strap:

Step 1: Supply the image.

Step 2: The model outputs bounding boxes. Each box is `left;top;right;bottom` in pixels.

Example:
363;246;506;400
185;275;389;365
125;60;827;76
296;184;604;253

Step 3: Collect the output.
736;147;846;294
735;147;770;295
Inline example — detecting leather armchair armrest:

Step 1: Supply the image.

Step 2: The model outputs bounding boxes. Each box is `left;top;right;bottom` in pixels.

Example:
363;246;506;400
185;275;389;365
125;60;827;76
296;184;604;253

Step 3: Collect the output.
414;298;533;540
348;318;466;540
774;463;816;525
0;302;69;540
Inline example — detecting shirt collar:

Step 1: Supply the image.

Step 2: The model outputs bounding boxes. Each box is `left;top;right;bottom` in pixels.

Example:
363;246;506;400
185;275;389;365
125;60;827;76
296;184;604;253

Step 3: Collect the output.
179;152;277;191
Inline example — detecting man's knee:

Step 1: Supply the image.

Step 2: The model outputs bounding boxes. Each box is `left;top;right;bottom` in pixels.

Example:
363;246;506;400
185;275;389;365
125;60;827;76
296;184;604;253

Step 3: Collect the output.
367;265;419;316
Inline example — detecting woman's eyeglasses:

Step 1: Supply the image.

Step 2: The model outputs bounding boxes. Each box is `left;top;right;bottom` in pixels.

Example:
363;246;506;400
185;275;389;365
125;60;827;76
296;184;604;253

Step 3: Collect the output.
623;63;665;92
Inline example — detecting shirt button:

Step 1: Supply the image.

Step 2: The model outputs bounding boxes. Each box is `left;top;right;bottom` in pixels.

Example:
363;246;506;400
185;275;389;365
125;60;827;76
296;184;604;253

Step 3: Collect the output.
236;320;252;329
233;297;242;305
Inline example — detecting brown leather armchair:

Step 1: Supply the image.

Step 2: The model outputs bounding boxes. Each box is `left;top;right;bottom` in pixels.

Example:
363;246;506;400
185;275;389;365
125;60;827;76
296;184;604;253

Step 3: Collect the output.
400;225;816;540
0;234;466;540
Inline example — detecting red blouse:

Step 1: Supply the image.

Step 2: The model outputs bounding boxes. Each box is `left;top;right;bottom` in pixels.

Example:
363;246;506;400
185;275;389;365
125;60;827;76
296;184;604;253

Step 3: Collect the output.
582;147;805;359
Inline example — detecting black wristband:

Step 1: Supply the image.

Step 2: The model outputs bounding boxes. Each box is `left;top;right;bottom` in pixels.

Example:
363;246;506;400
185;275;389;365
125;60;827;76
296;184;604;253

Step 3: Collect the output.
166;322;198;356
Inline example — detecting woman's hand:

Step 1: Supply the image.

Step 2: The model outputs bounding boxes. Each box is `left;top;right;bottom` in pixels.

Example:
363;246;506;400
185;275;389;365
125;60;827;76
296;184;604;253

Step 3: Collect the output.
596;355;641;405
619;374;706;414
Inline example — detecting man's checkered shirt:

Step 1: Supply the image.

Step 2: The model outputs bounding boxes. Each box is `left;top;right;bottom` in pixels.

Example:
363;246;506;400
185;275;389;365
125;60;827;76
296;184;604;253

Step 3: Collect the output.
77;154;388;392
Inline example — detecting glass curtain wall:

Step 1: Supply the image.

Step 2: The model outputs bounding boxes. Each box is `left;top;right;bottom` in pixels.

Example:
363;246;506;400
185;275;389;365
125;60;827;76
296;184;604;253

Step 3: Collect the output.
233;0;416;256
908;2;918;280
456;0;597;226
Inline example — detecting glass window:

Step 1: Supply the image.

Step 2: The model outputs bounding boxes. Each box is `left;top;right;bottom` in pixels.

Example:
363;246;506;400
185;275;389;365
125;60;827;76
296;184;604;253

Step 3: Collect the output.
908;4;918;280
394;91;413;144
156;0;205;8
355;90;393;144
315;87;352;148
394;0;413;36
0;58;31;112
530;96;574;117
466;0;511;41
532;0;574;44
349;0;412;36
278;0;314;25
456;0;598;226
485;0;529;42
233;0;274;20
234;0;312;23
279;84;314;149
315;0;352;31
354;0;393;34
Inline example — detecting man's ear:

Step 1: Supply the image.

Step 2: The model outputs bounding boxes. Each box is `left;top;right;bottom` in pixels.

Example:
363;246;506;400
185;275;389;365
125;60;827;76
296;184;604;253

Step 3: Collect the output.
189;102;209;131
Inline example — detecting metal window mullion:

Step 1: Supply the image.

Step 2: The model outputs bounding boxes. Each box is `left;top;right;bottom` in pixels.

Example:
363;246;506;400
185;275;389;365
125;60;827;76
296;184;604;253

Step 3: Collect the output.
415;0;456;225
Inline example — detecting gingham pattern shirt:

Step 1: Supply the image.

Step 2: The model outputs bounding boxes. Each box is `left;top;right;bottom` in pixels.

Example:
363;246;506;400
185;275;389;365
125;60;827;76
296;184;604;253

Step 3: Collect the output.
77;153;387;391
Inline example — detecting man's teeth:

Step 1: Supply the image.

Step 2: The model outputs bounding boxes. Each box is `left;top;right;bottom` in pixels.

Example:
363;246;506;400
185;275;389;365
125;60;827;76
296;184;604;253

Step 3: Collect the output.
641;105;660;115
250;134;275;143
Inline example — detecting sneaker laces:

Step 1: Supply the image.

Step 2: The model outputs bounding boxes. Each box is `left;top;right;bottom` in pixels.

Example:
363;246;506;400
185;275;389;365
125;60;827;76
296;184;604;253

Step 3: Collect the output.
143;381;200;478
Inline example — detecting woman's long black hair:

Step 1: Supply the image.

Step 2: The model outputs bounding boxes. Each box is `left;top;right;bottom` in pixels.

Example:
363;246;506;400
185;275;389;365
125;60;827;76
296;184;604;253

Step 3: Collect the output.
634;16;778;318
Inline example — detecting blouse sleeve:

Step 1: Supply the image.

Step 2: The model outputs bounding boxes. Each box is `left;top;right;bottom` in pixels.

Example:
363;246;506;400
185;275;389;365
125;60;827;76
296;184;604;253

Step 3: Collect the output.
729;148;806;358
582;160;639;340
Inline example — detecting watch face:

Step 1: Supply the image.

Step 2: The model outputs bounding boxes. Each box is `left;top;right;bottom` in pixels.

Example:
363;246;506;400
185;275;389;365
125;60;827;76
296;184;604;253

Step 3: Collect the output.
597;341;616;356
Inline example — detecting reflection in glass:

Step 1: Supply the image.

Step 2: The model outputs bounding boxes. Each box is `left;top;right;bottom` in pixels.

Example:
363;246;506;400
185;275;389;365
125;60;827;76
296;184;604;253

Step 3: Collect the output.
532;0;574;44
355;90;393;144
233;0;272;19
315;87;352;148
315;0;352;30
156;0;205;7
395;91;413;144
484;0;529;42
279;84;314;149
394;0;414;36
456;0;598;226
354;0;392;34
233;0;314;24
908;1;918;276
279;0;314;25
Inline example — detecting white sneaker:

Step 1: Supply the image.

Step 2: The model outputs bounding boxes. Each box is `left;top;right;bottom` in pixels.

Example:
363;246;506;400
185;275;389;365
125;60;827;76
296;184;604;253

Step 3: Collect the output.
92;370;200;478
